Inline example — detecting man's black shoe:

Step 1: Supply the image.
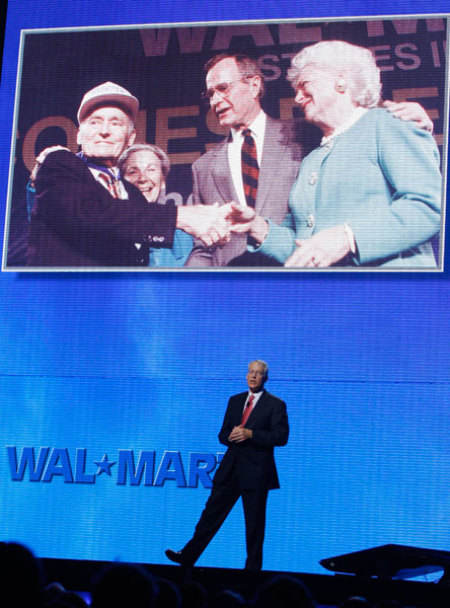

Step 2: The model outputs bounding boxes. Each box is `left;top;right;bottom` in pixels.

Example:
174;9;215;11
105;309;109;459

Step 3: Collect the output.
165;549;185;565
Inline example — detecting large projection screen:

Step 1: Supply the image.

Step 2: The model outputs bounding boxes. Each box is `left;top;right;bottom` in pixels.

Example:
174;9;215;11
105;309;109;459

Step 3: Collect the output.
2;15;448;271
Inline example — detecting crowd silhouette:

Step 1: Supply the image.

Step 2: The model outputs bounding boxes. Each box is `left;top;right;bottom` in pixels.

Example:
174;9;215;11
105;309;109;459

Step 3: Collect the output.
0;541;426;608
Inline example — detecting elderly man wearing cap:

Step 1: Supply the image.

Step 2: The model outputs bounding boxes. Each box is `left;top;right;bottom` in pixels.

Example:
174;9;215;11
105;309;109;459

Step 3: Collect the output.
27;82;232;267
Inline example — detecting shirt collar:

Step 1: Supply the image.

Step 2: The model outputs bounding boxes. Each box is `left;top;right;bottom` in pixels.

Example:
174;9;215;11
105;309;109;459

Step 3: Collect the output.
78;152;121;180
231;110;266;142
247;389;263;399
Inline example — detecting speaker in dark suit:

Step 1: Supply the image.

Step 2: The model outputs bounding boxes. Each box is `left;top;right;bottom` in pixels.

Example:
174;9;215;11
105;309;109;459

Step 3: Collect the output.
166;360;289;571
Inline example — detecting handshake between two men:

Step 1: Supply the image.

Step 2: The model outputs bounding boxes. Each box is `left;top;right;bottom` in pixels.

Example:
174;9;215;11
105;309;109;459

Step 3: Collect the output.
177;201;256;249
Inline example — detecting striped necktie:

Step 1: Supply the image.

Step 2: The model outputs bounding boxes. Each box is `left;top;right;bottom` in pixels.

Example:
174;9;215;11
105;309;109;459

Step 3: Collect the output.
97;171;121;199
241;129;259;208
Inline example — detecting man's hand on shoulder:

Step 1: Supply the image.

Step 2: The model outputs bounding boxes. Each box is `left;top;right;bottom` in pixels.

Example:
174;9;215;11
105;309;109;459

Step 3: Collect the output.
383;100;433;133
30;145;71;184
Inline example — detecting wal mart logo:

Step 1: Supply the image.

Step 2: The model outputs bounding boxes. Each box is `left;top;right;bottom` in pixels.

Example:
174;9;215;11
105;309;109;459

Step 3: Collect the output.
7;447;224;488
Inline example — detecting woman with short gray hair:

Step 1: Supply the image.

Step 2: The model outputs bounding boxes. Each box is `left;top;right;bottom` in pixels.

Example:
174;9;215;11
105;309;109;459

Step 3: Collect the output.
232;40;441;269
119;143;193;267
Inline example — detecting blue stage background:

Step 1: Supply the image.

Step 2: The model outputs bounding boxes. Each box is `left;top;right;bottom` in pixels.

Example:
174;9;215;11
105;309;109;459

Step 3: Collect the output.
1;0;450;574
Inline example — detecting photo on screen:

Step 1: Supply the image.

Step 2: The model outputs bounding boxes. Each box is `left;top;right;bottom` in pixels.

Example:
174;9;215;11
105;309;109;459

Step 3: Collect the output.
2;15;448;272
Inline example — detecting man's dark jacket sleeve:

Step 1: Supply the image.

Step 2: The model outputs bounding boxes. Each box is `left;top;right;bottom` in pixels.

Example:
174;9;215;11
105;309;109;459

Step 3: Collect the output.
28;150;177;267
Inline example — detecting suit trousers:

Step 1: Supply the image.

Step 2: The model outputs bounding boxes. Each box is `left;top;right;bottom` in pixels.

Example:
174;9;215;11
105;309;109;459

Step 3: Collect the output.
182;466;268;570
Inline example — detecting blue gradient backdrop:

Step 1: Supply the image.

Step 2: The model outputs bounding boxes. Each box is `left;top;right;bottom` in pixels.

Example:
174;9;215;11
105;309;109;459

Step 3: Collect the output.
1;0;450;574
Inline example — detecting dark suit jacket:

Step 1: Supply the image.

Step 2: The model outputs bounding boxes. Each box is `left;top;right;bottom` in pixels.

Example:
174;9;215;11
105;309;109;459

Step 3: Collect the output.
185;116;304;267
27;150;177;267
214;390;289;491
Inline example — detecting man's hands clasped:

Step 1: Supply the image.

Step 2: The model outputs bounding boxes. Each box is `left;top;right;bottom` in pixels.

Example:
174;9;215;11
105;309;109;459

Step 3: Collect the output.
228;425;252;443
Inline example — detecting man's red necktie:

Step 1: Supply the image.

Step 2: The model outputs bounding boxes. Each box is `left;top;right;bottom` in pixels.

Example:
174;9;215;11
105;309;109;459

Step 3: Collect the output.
241;394;255;426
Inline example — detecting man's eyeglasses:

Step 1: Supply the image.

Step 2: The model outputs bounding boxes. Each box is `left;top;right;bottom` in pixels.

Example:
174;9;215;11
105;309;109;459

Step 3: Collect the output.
201;77;251;102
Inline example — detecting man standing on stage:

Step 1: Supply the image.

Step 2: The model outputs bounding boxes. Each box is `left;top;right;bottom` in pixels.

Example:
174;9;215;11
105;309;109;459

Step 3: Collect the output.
165;359;289;571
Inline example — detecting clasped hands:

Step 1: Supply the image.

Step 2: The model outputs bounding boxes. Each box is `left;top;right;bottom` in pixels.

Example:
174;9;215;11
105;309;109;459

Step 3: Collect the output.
284;224;352;268
228;425;252;443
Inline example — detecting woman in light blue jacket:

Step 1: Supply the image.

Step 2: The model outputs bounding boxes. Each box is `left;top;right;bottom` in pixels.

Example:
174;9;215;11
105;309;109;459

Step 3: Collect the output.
234;40;442;269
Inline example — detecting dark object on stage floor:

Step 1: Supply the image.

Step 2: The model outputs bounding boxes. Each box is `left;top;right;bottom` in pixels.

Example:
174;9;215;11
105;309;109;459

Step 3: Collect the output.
320;544;450;584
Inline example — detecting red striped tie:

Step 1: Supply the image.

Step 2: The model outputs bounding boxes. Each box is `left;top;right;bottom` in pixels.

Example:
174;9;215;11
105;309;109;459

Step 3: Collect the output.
241;129;259;208
241;394;255;426
98;171;121;199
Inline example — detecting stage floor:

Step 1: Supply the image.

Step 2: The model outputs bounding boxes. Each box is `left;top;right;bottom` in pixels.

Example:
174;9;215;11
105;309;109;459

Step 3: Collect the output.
42;558;450;607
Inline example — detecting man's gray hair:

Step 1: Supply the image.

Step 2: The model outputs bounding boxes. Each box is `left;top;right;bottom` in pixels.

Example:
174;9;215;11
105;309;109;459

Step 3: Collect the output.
205;53;265;99
287;40;382;109
118;143;171;179
248;359;269;378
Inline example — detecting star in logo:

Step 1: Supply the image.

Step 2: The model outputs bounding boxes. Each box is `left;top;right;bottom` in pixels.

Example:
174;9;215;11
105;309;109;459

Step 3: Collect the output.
94;454;116;476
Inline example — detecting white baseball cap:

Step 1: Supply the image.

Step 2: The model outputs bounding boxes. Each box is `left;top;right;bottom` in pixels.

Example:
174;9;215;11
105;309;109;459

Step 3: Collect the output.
77;82;139;124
